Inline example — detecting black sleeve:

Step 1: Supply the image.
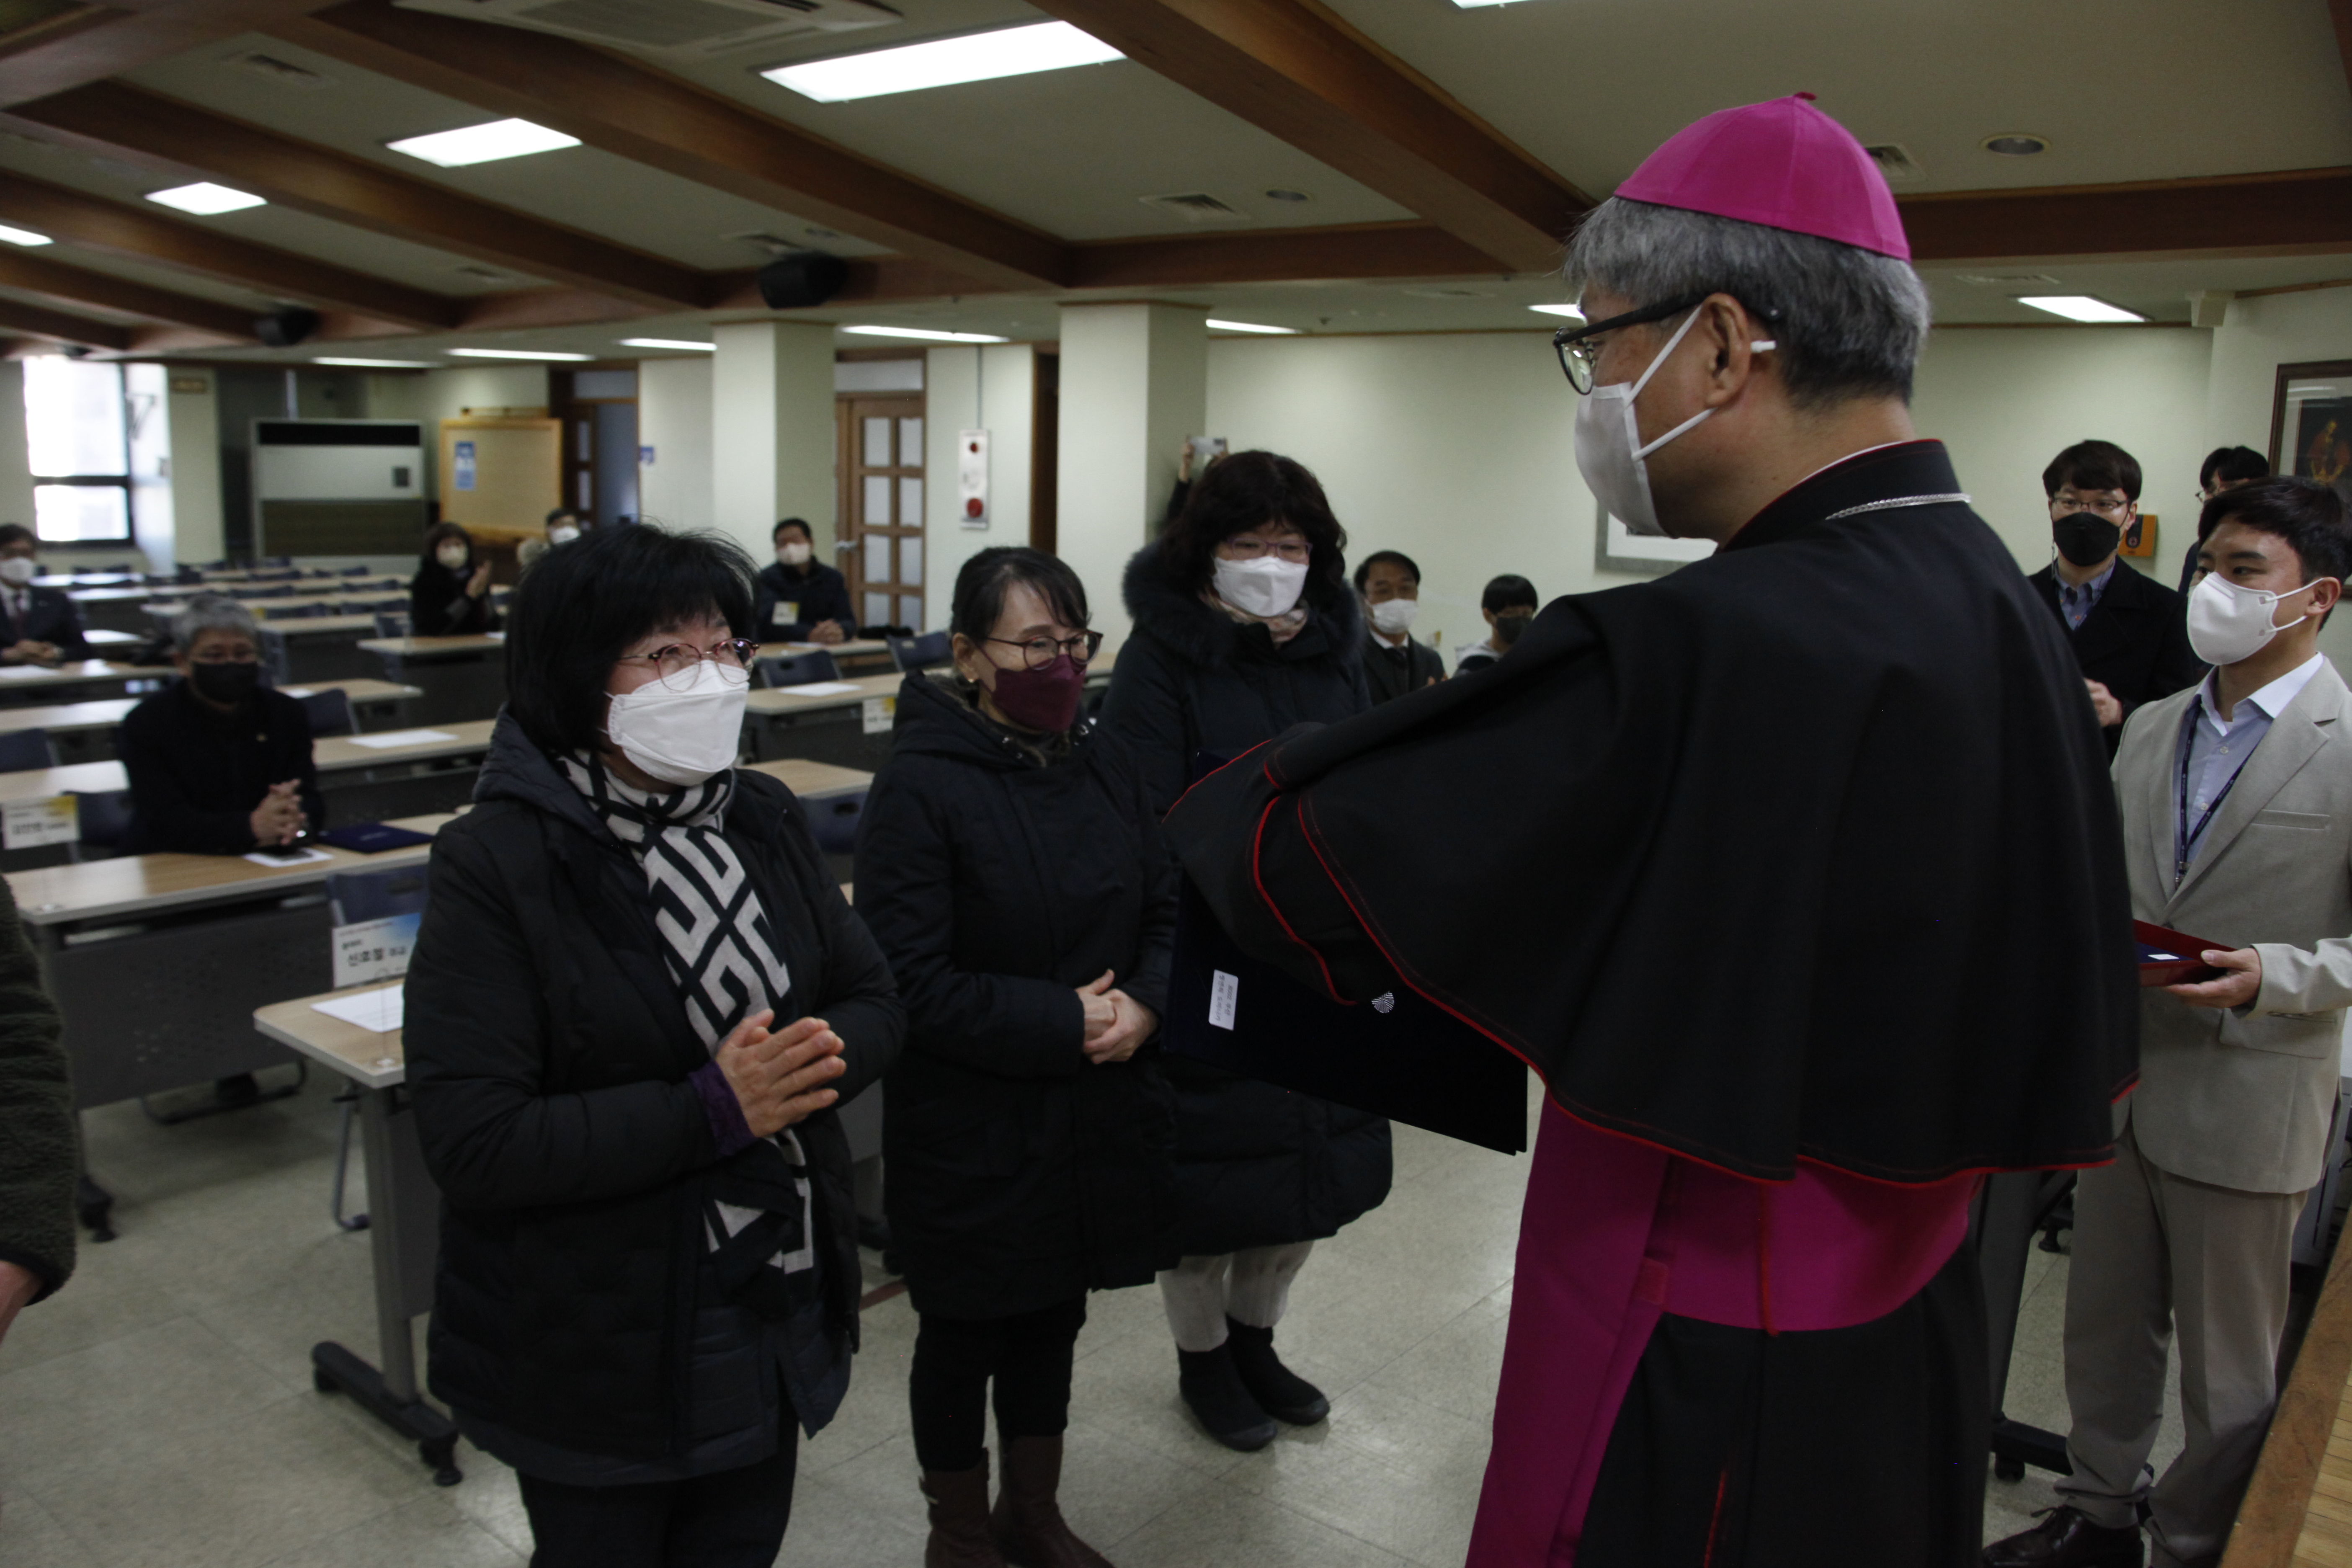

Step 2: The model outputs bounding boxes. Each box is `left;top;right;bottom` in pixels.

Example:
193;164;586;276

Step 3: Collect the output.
854;760;1086;1078
46;594;85;659
778;792;903;1103
1097;636;1193;817
0;879;71;1300
1164;478;1193;526
1121;750;1181;1022
119;701;256;854
405;828;723;1209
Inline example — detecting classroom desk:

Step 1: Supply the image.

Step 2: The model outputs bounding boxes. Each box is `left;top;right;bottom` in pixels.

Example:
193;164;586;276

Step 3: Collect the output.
0;659;175;707
756;637;895;675
0;678;423;763
69;586;170;634
358;634;505;727
34;573;141;589
742;671;912;771
309;717;498;821
10;813;452;1239
253;985;460;1488
83;628;140;651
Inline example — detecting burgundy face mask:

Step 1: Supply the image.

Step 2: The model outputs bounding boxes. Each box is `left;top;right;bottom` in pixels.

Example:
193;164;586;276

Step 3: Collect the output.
987;654;1085;733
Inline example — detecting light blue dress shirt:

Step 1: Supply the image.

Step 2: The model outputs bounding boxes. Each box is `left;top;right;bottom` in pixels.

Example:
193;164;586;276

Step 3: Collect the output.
2058;562;2116;631
2172;652;2326;878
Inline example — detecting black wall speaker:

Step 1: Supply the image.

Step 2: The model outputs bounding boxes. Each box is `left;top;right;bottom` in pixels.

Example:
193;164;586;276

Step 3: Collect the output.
755;252;848;310
255;307;321;348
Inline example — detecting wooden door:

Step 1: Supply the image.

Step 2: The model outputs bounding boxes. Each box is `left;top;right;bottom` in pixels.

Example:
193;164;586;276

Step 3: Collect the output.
837;394;926;633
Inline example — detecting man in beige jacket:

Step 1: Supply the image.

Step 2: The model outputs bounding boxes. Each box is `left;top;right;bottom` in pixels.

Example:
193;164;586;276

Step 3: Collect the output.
1988;476;2352;1568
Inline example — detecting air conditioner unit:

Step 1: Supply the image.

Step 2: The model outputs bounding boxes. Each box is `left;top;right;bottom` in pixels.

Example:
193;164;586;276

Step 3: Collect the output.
394;0;899;57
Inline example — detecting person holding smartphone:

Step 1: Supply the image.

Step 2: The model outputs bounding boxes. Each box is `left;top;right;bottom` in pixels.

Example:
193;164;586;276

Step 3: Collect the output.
119;595;323;854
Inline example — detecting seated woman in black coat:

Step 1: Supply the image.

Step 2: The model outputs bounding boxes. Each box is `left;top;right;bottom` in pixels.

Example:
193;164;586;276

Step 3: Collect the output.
857;547;1176;1568
403;524;904;1568
120;595;322;854
408;521;498;636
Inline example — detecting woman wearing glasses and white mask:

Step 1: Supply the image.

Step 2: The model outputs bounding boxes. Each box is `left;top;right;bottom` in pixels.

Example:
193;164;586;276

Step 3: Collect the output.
404;524;903;1568
857;547;1177;1566
1100;450;1390;1455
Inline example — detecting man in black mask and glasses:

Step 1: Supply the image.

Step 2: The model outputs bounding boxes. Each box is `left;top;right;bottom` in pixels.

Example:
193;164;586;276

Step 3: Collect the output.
2030;439;2205;754
121;595;322;854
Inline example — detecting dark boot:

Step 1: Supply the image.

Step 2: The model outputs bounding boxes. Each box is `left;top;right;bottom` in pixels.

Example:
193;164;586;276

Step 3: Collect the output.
921;1453;1006;1568
1982;1506;2144;1568
1176;1344;1278;1451
1222;1317;1328;1425
990;1434;1112;1568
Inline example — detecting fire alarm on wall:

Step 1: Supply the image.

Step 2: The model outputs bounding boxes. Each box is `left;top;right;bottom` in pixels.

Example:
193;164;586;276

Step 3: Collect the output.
959;429;989;529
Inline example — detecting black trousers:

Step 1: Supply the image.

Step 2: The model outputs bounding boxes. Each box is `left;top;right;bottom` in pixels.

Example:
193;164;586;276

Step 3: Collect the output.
516;1439;797;1568
910;1296;1088;1473
1578;1240;1989;1567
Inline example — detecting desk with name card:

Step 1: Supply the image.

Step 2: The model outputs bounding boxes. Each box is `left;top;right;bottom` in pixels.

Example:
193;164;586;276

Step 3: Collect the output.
755;637;896;676
0;678;423;765
358;634;505;727
742;671;918;771
9;813;454;1240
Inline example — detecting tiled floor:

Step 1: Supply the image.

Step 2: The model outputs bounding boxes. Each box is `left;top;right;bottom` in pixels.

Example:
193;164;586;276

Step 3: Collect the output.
0;1082;2185;1567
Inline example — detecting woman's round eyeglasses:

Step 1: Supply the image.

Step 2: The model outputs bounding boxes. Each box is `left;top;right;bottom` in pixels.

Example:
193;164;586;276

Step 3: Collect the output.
983;630;1104;670
618;638;762;691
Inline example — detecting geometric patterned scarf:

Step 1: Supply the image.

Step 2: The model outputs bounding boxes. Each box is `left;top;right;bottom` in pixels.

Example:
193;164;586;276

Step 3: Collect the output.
560;753;815;1284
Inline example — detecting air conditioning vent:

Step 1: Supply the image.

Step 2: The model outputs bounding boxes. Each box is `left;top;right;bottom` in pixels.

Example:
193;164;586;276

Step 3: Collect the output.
394;0;899;57
1863;143;1924;183
1138;191;1248;225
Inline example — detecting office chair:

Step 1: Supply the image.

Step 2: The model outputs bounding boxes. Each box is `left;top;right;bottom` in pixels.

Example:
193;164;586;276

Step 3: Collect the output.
0;729;56;772
886;631;952;674
806;789;866;856
67;788;132;861
756;650;841;688
297;688;356;738
258;627;293;686
372;612;413;639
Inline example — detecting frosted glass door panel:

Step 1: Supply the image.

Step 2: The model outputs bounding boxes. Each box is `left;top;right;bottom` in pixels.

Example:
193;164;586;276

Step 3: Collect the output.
865;593;892;629
899;595;923;630
863;475;892;526
863;417;892;468
864;534;892;584
898;477;923;529
899;536;923;588
898;418;923;462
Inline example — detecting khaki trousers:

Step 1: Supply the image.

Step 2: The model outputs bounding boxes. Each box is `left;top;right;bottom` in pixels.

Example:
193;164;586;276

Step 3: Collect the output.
2057;1115;2305;1568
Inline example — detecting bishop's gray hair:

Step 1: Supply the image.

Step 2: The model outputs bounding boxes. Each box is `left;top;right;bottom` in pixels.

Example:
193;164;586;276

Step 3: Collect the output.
171;593;259;655
1564;198;1932;410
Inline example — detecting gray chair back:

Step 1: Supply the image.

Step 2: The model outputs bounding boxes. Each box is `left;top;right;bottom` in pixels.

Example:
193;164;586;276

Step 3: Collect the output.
0;729;55;772
887;631;951;673
297;688;356;738
757;649;841;688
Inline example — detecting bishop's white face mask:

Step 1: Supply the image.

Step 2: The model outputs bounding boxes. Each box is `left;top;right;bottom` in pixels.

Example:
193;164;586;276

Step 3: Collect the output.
1213;554;1309;619
1573;308;1776;537
2186;572;2324;667
604;657;749;787
1368;596;1419;637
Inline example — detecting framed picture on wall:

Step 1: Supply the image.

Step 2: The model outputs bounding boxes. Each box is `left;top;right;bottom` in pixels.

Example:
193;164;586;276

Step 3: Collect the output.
2269;359;2352;506
1592;502;1717;577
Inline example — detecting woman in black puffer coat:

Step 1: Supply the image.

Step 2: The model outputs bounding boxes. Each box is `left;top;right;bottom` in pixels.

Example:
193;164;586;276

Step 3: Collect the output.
858;547;1176;1568
1098;450;1391;1455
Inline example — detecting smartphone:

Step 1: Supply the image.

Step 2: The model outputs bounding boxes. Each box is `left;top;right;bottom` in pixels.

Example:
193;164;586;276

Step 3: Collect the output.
1188;436;1228;462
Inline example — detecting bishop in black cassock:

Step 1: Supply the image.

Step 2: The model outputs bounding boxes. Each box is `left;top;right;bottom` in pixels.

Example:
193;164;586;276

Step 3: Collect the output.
1163;98;2135;1567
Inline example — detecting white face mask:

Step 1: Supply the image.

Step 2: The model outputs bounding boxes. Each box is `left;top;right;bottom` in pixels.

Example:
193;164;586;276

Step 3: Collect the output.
547;525;580;547
603;657;749;787
0;557;36;586
777;541;812;567
1573;309;1776;537
1368;596;1418;637
2186;571;2324;667
436;546;469;570
1212;554;1309;619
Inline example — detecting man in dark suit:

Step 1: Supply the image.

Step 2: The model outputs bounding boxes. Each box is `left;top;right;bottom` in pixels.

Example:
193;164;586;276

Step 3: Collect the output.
2027;440;2204;752
1354;549;1444;704
0;524;88;665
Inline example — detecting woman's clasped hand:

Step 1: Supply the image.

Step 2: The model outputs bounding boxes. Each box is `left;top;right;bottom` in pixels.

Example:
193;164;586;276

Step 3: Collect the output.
1076;970;1160;1065
712;1007;848;1137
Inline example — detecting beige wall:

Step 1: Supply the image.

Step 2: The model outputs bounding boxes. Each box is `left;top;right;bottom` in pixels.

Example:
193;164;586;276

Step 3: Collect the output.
924;342;1035;634
165;366;224;565
637;354;714;534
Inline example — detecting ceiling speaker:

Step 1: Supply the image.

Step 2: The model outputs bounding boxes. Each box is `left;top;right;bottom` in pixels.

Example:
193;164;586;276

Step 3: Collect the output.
756;252;848;310
255;307;321;348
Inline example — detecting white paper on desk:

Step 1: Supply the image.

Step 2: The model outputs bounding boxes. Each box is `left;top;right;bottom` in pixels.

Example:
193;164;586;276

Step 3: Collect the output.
344;728;459;749
782;681;860;696
0;665;54;680
244;845;334;867
279;686;315;698
312;986;403;1033
484;632;505;642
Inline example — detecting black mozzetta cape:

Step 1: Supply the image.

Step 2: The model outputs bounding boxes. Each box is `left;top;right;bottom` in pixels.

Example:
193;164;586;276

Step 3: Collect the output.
1164;442;2138;1184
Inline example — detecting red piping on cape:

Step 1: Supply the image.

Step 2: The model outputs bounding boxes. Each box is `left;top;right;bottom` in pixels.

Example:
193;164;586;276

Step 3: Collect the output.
1251;793;1346;1003
1703;1470;1730;1566
1271;789;2125;1189
1161;738;1274;823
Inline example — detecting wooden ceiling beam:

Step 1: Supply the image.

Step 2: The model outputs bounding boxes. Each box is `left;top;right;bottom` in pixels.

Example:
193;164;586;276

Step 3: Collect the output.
0;168;456;327
1899;166;2352;261
1070;219;1504;289
0;245;256;337
273;2;1072;291
0;1;343;108
8;80;709;309
0;294;125;349
1029;0;1580;274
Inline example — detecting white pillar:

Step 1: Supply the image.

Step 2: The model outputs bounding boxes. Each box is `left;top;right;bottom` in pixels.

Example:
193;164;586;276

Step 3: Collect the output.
637;355;714;534
1055;302;1206;647
712;320;836;565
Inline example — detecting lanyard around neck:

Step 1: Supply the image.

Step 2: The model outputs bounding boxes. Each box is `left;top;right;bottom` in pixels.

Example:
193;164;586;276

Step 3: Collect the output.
2176;703;2252;882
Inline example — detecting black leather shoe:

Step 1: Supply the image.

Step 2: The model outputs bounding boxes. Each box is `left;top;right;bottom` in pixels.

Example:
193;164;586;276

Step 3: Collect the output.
1177;1345;1278;1451
1223;1317;1330;1425
1983;1507;2143;1568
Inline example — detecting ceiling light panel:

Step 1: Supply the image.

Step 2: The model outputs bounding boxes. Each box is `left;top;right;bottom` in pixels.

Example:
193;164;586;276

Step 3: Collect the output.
762;22;1122;103
841;325;1010;343
387;119;581;168
618;338;716;351
314;357;438;368
0;224;50;247
446;347;594;361
145;182;265;214
2016;295;2144;323
1207;320;1299;335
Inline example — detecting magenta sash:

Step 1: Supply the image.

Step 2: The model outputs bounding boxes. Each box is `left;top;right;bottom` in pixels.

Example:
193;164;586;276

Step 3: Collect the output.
1465;1106;1975;1566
